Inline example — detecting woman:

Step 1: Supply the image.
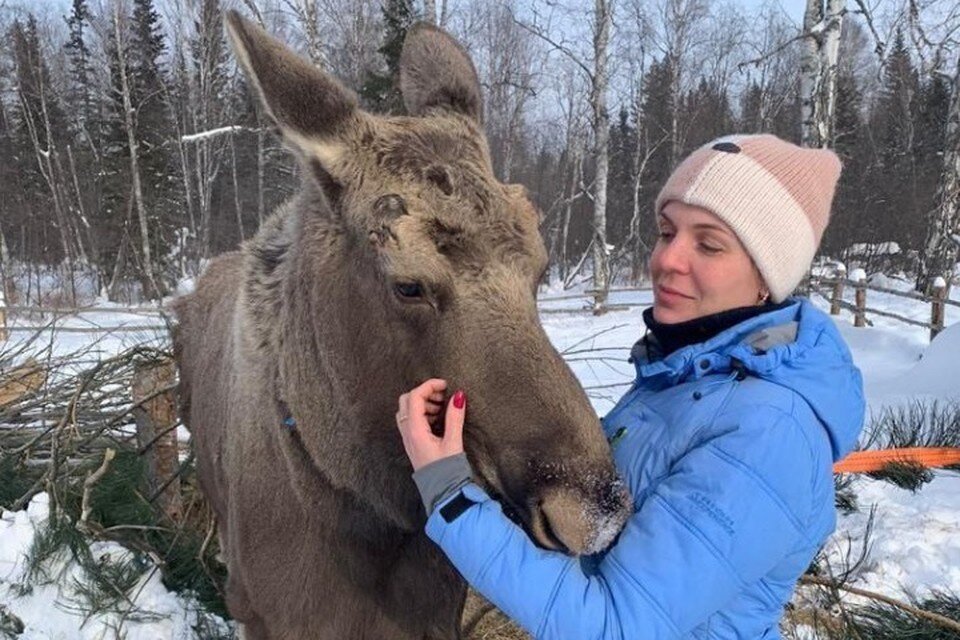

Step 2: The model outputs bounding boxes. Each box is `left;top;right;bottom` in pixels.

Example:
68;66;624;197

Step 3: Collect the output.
396;134;865;639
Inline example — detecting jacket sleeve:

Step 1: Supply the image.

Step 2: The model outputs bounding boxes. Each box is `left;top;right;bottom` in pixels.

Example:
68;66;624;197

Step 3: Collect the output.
425;408;818;640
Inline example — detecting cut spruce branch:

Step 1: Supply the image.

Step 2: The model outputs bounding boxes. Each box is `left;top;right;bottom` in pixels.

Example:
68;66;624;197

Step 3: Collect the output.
799;575;960;636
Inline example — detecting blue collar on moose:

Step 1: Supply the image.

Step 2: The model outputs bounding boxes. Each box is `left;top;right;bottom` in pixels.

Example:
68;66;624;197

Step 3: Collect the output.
277;398;297;431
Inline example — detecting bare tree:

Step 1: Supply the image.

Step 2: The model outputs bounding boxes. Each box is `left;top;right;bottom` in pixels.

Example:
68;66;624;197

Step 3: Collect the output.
917;54;960;293
738;5;795;132
907;0;960;291
589;0;613;308
283;0;327;67
459;0;541;182
111;0;163;298
800;0;845;147
511;1;614;299
422;0;437;25
654;0;709;164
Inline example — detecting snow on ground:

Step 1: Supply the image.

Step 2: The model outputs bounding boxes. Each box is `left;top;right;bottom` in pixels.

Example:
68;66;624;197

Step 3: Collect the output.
0;274;958;636
0;495;229;639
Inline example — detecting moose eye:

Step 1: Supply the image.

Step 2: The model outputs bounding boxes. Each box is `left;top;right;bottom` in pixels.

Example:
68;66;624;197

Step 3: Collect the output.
394;282;424;300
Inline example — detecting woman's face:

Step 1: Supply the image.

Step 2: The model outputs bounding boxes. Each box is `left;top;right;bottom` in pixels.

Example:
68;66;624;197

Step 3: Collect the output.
650;201;767;324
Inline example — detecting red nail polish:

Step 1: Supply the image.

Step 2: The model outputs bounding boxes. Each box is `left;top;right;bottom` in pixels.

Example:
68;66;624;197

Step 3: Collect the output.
453;390;466;409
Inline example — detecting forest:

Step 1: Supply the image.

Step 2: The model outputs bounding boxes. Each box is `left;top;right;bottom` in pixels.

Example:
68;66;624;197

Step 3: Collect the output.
0;0;957;303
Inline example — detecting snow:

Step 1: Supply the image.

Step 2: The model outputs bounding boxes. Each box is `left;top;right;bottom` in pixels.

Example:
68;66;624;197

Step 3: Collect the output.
0;494;230;639
180;126;245;144
847;241;902;256
821;473;960;599
0;273;958;636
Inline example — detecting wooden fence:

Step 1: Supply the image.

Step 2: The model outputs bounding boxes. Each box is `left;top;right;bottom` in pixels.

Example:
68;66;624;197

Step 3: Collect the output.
0;304;169;340
0;274;955;341
810;266;958;340
538;271;956;340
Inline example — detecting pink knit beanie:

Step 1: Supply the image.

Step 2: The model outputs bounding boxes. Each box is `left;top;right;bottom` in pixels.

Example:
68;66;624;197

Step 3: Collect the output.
655;134;841;303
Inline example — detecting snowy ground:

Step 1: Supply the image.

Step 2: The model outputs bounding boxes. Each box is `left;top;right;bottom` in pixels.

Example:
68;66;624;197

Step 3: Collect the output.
0;274;958;638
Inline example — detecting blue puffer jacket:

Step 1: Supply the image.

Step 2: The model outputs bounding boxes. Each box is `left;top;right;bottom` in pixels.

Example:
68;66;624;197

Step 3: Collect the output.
425;299;865;639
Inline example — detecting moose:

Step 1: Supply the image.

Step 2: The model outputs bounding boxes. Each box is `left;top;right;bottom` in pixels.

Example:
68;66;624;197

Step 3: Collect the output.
172;11;632;639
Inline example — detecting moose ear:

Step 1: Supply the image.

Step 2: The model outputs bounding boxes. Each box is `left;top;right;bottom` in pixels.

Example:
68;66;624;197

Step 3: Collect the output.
224;10;357;146
400;23;483;123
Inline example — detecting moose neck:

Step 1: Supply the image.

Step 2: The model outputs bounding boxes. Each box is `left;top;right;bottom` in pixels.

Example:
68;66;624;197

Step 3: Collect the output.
270;196;427;532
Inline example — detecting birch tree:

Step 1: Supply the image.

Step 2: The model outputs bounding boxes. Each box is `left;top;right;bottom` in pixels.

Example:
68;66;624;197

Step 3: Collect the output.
654;0;708;165
462;0;540;182
111;0;162;298
917;55;960;293
590;0;613;308
907;0;960;292
800;0;845;147
422;0;436;25
513;1;615;299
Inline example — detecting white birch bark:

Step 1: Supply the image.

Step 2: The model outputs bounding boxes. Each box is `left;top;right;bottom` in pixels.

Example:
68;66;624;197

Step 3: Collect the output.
591;0;613;306
113;0;161;298
800;0;844;148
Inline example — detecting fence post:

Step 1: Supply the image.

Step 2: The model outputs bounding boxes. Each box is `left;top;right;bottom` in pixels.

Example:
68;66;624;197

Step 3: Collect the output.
132;358;182;522
851;268;867;328
830;263;847;316
592;288;608;316
931;277;947;340
0;286;6;343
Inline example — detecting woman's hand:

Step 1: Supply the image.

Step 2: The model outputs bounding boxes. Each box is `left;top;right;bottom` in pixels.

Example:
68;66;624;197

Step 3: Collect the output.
396;379;466;471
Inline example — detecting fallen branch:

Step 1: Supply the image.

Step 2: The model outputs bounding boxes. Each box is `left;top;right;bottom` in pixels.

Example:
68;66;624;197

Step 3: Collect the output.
80;448;116;526
799;574;960;635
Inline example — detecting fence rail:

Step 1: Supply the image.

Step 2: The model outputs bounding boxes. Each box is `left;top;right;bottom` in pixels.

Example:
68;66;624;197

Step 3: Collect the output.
811;269;953;340
0;275;954;340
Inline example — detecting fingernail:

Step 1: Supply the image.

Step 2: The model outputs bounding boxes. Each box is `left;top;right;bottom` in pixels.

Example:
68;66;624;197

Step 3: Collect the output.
453;390;466;409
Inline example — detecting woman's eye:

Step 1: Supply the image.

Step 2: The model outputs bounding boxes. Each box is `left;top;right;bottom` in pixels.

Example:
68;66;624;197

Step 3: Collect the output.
658;230;674;239
699;243;722;254
394;282;424;299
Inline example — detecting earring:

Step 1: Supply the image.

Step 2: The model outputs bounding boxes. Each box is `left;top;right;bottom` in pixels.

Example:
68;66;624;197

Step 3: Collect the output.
758;289;770;304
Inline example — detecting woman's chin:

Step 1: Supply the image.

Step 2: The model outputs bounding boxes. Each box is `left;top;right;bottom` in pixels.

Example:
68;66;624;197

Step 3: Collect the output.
652;304;695;324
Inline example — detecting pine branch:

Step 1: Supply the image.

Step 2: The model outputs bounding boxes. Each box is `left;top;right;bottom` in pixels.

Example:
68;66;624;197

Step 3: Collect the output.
799;575;960;636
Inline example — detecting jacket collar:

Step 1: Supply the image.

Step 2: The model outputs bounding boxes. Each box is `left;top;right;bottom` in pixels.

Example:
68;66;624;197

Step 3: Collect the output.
630;299;802;387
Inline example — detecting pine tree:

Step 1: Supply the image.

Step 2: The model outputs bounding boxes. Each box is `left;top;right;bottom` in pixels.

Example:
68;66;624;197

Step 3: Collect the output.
129;0;179;278
64;0;97;141
606;106;637;251
636;56;675;249
10;16;74;266
359;0;416;113
822;66;868;258
681;77;732;154
100;14;135;290
63;0;102;277
740;81;763;133
871;30;922;263
190;0;232;258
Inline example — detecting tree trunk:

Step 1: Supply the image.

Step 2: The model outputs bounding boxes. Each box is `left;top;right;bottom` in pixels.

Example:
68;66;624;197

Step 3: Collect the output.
590;0;613;306
257;121;266;227
231;132;244;243
917;56;960;293
114;2;162;300
423;0;437;24
800;0;844;148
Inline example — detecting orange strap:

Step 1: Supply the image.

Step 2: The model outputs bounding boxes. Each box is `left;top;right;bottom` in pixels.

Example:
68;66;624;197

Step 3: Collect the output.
833;447;960;474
